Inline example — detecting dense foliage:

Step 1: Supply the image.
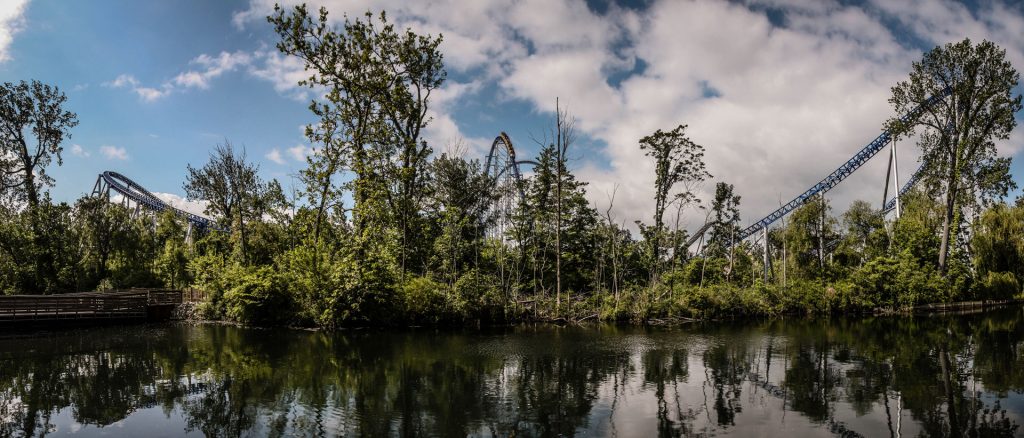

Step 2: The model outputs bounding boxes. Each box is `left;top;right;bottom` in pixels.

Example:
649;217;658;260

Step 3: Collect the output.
0;20;1020;328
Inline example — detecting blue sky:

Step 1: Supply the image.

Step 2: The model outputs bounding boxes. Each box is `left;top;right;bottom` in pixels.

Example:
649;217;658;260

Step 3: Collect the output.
1;0;1022;229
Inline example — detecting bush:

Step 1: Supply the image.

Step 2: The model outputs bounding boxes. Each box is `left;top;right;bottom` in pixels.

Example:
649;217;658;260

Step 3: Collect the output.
222;266;292;326
453;269;505;322
846;250;945;309
402;276;463;324
982;271;1020;301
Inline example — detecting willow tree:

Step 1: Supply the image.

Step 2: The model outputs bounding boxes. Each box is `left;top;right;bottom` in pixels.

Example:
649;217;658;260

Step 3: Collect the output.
886;39;1021;273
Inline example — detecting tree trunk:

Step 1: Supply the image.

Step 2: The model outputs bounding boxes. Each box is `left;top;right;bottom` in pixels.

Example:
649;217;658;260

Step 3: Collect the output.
938;161;960;274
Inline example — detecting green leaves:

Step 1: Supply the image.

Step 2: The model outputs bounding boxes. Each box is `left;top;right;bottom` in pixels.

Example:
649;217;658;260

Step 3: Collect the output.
0;80;78;209
887;38;1022;272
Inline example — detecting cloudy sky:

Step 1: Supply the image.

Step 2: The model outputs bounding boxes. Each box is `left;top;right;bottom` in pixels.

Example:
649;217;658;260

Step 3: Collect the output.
1;0;1022;231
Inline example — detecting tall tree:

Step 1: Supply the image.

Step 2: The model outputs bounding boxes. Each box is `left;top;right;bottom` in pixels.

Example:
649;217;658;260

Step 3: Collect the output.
184;141;281;264
638;125;710;277
0;80;79;291
553;100;575;312
426;152;492;286
269;6;444;277
886;39;1021;273
706;182;741;257
0;80;78;210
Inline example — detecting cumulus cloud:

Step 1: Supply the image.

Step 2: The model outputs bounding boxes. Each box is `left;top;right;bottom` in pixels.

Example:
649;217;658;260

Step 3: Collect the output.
248;49;310;100
173;51;252;89
151;192;210;218
107;51;251;102
100;145;128;160
265;148;286;165
104;74;172;102
69;144;89;158
232;0;1024;233
0;0;28;63
287;144;313;162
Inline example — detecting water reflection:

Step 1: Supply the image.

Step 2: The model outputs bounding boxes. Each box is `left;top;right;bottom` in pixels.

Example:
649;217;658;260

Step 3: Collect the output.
1;308;1024;437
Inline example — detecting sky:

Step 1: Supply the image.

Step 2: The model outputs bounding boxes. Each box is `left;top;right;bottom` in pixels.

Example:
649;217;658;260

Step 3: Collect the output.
0;0;1023;233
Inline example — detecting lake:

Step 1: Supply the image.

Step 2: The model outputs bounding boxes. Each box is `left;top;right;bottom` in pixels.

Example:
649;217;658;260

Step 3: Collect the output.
2;307;1023;437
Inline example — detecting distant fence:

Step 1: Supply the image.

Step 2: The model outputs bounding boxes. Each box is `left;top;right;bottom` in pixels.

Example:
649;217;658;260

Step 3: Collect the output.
0;289;183;322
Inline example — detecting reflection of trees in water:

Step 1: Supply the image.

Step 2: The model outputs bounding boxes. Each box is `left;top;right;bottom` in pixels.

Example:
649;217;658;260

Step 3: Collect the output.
641;348;693;437
701;342;750;427
0;310;1023;436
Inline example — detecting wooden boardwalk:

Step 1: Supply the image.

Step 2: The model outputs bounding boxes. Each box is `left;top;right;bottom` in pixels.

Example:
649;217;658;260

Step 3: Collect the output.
0;289;182;323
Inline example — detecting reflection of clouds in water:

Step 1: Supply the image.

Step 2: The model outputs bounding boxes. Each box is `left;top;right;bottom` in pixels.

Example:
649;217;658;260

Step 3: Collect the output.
2;311;1024;436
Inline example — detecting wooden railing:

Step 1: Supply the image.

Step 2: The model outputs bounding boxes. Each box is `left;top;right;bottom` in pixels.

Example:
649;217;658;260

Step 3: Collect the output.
0;291;147;321
0;289;184;322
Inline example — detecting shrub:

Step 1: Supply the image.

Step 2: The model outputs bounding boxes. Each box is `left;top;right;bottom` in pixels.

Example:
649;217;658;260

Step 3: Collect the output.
402;276;463;324
222;266;292;326
982;271;1020;301
453;269;505;322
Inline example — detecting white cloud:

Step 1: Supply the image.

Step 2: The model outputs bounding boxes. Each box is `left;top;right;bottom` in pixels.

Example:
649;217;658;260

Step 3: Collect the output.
100;145;128;160
69;143;89;158
151;192;210;218
265;148;286;165
248;49;311;100
173;51;252;89
0;0;28;63
107;51;252;102
287;144;312;162
232;0;1024;233
105;74;171;102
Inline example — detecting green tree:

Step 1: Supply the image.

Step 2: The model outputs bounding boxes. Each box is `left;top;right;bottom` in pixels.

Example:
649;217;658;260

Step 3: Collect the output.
706;182;740;258
269;6;445;279
426;152;492;287
638;125;710;278
782;196;837;280
838;200;887;267
0;80;79;292
0;80;79;210
154;211;191;289
886;39;1021;273
972;202;1024;293
184;141;282;264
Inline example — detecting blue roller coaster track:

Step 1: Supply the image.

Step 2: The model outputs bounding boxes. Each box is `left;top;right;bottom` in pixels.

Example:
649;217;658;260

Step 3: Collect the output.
92;171;220;230
736;88;950;241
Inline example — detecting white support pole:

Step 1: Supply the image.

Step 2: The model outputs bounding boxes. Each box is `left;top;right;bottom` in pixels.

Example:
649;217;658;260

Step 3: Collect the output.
763;227;769;283
891;138;902;219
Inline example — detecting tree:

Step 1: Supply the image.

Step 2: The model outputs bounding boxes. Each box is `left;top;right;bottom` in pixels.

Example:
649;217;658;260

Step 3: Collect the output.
638;125;710;278
269;6;445;278
426;152;492;286
706;182;740;256
552;101;575;312
0;80;79;210
184;141;282;264
840;200;886;267
972;202;1024;287
886;39;1022;273
782;196;837;279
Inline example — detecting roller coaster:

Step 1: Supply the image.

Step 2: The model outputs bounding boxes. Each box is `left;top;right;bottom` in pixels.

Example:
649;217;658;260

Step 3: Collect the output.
95;88;946;249
485;89;949;253
92;171;219;230
483;132;537;239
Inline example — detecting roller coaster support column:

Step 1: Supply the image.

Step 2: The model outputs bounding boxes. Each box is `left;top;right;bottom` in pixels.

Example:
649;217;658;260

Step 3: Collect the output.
891;139;902;219
763;227;769;283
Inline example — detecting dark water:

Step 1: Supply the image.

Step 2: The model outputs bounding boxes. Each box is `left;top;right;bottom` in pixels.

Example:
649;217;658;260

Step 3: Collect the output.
2;308;1024;437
